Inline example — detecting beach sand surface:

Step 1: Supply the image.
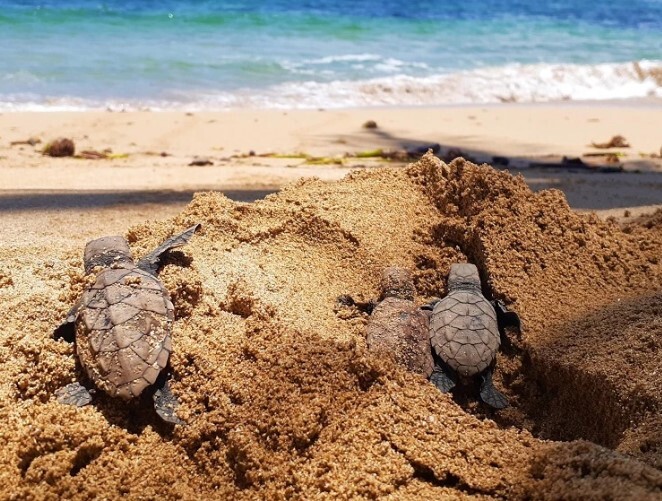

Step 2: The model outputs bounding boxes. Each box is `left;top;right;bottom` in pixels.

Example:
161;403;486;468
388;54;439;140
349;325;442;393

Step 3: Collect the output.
0;106;661;498
2;104;661;188
2;105;660;225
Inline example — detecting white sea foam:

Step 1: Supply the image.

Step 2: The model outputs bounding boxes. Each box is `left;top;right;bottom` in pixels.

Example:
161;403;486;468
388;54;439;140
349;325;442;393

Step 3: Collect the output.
280;53;429;76
249;60;662;109
305;54;384;64
1;71;42;85
1;60;660;111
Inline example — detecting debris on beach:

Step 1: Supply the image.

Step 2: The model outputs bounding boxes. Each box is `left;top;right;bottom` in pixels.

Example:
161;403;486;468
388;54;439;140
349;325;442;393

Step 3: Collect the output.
408;143;441;156
442;147;475;163
230;144;636;173
304;156;343;165
9;137;41;147
78;150;108;160
382;149;411;161
42;138;76;157
76;148;128;160
583;152;622;164
232;151;347;165
492;155;510;166
353;148;386;159
362;120;378;129
348;148;404;161
351;144;442;162
591;135;630;149
188;156;214;166
529;155;623;172
640;146;662;159
231;143;475;166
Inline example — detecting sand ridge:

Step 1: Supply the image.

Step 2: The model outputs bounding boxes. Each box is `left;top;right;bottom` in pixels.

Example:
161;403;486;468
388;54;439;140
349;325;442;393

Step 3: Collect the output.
0;155;661;499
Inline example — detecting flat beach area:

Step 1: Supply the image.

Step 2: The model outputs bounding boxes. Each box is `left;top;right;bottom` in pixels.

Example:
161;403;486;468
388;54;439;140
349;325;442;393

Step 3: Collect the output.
1;103;661;499
2;102;661;231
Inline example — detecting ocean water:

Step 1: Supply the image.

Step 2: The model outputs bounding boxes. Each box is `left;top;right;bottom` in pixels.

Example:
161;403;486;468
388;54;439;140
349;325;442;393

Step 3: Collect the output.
1;0;661;110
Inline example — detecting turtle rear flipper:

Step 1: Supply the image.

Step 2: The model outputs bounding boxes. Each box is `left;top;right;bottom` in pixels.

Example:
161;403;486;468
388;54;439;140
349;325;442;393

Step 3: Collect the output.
53;300;83;343
153;378;184;425
479;369;508;409
430;365;456;393
137;224;201;274
56;382;94;407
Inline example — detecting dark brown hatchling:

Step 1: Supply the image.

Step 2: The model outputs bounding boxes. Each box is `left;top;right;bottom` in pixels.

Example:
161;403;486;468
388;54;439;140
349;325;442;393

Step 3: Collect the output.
338;267;434;377
427;263;520;409
54;224;199;424
365;267;435;377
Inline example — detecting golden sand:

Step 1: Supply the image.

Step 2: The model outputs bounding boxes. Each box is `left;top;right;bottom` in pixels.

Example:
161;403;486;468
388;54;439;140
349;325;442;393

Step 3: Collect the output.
0;155;660;499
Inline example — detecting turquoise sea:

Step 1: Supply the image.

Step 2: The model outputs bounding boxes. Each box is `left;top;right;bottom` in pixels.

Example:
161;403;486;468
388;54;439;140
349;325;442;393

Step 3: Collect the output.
1;0;661;110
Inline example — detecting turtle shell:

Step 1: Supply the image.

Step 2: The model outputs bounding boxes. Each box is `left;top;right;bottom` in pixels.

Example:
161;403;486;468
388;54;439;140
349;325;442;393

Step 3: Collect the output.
367;297;434;378
75;266;175;400
429;290;499;377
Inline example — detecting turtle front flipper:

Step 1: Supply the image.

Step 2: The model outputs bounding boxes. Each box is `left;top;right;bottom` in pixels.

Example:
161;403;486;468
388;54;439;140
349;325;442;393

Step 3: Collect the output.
430;364;456;393
492;300;521;331
479;368;508;409
137;224;200;275
53;300;83;343
336;295;377;315
56;382;95;407
420;298;440;312
153;378;184;425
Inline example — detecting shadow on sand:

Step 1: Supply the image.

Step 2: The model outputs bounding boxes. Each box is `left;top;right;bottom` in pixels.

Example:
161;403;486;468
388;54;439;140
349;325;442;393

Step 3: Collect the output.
329;127;662;210
0;189;276;212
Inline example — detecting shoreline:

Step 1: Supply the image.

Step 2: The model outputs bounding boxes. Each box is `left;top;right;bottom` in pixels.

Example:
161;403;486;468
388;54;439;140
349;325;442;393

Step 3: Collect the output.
2;96;662;113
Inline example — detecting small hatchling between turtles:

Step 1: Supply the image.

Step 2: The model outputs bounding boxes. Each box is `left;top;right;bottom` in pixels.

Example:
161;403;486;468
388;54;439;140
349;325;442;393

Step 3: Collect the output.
339;267;435;378
339;264;519;409
54;224;200;424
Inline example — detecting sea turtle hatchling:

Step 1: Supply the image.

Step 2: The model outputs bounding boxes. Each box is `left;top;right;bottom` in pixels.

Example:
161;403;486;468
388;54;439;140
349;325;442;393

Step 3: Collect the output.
361;267;434;377
427;263;520;409
54;224;200;424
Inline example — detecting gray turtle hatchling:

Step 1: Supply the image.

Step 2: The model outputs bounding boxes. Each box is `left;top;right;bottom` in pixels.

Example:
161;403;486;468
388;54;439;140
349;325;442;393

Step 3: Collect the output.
427;263;520;409
364;267;435;377
54;224;200;424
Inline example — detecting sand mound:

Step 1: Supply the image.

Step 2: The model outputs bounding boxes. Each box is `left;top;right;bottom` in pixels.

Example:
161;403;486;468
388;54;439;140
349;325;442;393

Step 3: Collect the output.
0;154;660;499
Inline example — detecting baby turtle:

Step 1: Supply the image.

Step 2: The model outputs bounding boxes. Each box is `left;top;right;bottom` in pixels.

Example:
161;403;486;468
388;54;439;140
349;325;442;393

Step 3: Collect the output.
54;224;200;424
427;263;520;409
363;267;434;377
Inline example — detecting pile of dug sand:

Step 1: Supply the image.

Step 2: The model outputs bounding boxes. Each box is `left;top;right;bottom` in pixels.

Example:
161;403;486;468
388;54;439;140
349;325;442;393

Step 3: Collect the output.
0;154;660;499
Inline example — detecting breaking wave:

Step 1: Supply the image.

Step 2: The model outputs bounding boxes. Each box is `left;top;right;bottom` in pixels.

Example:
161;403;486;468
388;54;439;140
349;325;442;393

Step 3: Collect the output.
1;60;660;111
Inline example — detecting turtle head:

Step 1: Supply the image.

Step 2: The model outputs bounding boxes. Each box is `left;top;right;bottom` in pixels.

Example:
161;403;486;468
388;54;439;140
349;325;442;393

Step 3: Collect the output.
83;236;134;274
379;267;416;301
447;263;482;292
